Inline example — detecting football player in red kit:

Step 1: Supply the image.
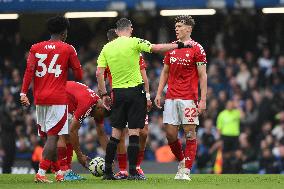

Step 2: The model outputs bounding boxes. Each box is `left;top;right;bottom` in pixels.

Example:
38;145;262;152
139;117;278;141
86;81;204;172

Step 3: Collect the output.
20;16;83;183
56;81;110;181
155;15;207;180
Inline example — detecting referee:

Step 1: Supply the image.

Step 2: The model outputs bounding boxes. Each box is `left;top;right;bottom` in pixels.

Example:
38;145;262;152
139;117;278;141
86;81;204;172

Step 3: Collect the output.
97;18;192;180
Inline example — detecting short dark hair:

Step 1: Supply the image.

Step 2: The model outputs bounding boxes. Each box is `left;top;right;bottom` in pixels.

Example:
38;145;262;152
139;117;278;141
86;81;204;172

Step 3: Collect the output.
175;15;195;28
107;28;118;41
47;16;70;34
116;18;132;30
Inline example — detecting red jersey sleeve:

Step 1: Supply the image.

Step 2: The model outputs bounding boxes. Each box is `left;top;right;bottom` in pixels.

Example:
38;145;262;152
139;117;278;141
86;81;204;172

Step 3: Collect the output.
68;45;83;80
104;67;110;79
139;55;147;70
194;43;207;64
163;51;170;65
21;46;37;94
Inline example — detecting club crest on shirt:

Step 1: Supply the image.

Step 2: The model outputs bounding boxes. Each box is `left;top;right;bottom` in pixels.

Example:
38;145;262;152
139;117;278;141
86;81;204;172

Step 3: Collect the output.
170;57;177;63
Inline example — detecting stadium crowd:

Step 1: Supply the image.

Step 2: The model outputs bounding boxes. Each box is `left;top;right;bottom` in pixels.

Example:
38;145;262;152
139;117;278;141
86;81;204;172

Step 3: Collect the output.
0;13;284;174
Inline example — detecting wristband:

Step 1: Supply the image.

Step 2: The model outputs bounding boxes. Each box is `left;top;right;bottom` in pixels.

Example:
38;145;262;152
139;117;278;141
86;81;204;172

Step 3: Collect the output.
20;93;26;97
146;93;151;100
176;41;185;49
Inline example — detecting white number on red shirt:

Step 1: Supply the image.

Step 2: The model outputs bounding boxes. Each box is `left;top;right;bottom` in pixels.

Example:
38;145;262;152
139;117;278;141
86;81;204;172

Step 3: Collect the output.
35;53;62;77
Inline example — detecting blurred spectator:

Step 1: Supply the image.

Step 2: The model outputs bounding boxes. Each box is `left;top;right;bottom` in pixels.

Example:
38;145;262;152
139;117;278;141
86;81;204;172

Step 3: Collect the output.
196;119;220;173
0;108;16;173
217;100;243;173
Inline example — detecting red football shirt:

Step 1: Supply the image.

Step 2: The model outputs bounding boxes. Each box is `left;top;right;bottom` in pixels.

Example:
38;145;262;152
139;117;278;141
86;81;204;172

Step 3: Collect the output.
104;54;146;87
66;81;100;122
21;40;83;105
163;40;207;100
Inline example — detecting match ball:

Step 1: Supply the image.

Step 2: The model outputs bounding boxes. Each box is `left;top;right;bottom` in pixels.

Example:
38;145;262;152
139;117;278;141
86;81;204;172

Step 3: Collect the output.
88;157;105;177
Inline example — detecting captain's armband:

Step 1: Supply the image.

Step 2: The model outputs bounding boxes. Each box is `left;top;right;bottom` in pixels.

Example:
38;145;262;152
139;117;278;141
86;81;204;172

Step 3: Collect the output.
196;62;206;66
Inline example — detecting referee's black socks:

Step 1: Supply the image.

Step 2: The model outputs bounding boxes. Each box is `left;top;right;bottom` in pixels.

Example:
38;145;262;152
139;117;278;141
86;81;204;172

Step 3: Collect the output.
127;135;140;175
105;137;120;174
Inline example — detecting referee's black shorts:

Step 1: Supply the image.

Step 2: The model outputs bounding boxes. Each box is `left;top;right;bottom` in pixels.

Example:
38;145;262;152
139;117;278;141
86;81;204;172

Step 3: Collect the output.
221;135;239;153
110;84;147;130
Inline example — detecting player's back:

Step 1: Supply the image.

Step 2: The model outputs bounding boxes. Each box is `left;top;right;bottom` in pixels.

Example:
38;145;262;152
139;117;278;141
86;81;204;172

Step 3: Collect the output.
66;81;99;114
31;40;76;105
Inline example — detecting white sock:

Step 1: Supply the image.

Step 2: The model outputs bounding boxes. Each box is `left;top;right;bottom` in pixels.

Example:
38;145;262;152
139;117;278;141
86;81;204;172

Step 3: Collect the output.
56;170;64;176
38;168;46;176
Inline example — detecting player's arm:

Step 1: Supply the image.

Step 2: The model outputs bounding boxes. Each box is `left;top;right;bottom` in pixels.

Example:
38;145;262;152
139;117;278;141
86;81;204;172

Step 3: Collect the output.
197;63;207;114
134;37;192;54
69;45;83;81
69;117;89;167
97;67;107;95
96;49;111;108
154;64;170;109
20;48;37;106
195;43;207;114
140;68;152;111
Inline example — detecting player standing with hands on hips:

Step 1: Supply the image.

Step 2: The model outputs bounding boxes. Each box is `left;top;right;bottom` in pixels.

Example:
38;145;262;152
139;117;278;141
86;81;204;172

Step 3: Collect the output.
20;16;83;183
155;15;207;181
96;18;193;180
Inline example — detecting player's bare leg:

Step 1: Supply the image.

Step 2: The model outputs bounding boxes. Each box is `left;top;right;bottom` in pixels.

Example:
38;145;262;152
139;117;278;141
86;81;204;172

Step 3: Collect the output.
95;122;108;151
36;135;64;183
136;124;148;178
165;124;185;180
115;129;128;179
182;124;197;181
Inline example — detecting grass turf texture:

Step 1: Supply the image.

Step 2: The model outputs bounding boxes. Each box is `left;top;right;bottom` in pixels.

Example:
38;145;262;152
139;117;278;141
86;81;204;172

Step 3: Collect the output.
0;174;283;189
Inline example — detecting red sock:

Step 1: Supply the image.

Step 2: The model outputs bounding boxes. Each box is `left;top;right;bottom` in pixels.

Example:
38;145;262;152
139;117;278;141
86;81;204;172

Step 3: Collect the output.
169;139;184;162
39;159;52;171
51;161;60;173
66;143;73;170
184;139;197;169
136;150;145;167
117;153;127;171
57;147;68;171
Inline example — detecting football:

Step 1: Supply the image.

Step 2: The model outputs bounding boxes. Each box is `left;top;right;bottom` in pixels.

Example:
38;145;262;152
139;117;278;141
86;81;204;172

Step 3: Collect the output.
88;157;105;177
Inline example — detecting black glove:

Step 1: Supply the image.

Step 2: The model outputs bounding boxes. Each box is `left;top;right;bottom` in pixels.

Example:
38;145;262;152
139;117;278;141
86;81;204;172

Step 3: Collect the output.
176;41;192;49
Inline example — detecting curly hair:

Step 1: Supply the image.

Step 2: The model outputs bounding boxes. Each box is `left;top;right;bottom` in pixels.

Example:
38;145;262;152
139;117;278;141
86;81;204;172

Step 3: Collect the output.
47;16;70;34
175;15;195;28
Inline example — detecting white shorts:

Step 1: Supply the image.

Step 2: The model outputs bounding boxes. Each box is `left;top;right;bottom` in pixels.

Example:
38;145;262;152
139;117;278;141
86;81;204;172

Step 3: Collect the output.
36;105;68;136
163;99;199;125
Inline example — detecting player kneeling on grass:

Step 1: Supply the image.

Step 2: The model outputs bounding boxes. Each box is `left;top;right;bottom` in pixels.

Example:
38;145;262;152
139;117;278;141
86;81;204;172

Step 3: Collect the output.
55;81;110;181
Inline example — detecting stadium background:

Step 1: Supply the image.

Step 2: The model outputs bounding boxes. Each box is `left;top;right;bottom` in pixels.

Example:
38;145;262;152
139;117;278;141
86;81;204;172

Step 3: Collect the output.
0;0;284;174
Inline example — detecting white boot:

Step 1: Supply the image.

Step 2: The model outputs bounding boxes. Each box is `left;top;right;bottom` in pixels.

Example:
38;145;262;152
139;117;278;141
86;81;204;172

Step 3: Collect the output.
181;168;191;181
174;159;185;179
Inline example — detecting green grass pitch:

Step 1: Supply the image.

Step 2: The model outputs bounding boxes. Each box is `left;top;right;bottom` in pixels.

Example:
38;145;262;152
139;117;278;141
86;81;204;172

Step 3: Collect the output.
0;174;283;189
